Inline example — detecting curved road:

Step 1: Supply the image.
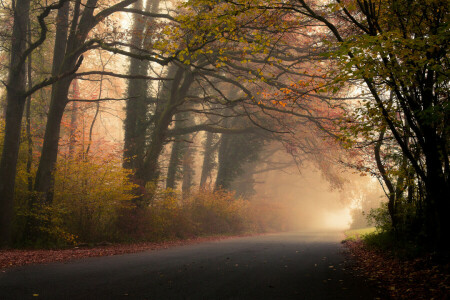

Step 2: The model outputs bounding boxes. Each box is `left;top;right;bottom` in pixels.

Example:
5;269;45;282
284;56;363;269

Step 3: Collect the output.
0;232;379;299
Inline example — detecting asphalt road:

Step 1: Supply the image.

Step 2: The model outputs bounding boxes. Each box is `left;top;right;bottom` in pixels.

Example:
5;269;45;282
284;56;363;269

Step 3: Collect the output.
0;232;380;299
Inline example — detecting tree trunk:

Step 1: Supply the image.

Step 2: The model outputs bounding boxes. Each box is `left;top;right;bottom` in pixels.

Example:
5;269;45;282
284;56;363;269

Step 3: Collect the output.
215;132;233;190
0;0;31;246
33;0;98;204
123;0;152;171
133;68;193;203
181;137;194;198
34;77;73;203
166;115;183;190
26;18;33;192
68;82;79;158
166;110;195;190
32;0;70;205
373;128;399;231
199;131;216;188
51;0;69;76
422;126;449;251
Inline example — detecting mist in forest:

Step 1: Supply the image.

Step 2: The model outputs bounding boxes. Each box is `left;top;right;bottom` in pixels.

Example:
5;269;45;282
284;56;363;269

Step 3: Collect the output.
177;132;385;233
253;163;372;231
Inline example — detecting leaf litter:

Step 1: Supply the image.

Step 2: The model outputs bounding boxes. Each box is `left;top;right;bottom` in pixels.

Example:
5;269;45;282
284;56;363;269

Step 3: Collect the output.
343;240;449;299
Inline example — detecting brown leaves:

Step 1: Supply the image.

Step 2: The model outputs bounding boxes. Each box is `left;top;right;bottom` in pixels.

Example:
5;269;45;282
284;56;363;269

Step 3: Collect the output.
344;240;450;299
0;235;250;270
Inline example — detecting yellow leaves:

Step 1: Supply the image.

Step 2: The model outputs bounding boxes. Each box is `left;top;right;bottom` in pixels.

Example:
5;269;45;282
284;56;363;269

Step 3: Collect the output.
213;54;230;68
271;100;287;107
280;87;292;95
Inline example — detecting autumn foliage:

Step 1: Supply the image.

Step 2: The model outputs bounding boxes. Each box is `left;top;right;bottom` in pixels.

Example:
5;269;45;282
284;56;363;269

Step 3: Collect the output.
2;108;286;247
344;239;450;299
116;188;287;242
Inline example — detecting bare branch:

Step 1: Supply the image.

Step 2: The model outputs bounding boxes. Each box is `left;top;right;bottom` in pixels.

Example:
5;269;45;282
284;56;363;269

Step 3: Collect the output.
76;71;172;80
23;55;84;98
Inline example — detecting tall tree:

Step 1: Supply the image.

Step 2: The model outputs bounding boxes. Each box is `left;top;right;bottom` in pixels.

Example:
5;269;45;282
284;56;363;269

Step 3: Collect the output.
215;118;265;191
33;0;144;204
0;0;31;246
181;134;195;198
166;113;185;190
123;0;160;172
133;65;195;202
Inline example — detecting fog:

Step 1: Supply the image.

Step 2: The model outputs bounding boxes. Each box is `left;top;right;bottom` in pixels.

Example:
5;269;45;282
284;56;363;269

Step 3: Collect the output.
253;162;382;232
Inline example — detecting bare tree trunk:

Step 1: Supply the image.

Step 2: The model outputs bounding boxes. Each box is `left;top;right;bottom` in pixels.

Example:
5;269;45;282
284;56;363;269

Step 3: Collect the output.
51;0;69;76
199;131;216;188
33;0;73;204
181;138;194;198
133;68;194;203
34;77;73;203
123;0;151;171
26;18;33;192
374;128;398;232
123;0;160;171
68;80;79;158
166;115;183;189
0;0;31;246
33;0;108;204
214;132;233;190
166;111;192;190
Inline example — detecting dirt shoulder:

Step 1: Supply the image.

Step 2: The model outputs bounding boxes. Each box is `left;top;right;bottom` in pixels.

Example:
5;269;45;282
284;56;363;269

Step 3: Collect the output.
343;239;450;299
0;234;255;270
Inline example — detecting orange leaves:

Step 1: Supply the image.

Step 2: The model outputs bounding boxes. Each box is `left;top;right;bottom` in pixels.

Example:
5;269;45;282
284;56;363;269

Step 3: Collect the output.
279;87;292;95
0;236;245;270
271;100;287;107
345;240;450;299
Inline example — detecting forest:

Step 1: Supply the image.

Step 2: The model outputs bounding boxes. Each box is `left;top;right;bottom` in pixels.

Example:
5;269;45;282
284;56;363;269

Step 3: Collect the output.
0;0;448;258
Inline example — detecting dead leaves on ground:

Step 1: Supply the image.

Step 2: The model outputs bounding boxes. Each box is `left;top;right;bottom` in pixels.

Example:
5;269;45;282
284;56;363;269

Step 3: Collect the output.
344;240;449;299
0;235;250;270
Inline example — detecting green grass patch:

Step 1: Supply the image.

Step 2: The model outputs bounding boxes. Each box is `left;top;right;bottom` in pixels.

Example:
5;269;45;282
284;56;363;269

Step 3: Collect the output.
362;231;424;259
344;227;376;241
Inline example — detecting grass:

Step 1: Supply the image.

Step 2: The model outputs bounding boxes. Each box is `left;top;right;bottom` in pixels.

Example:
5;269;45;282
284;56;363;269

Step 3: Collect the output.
344;227;376;241
345;227;424;258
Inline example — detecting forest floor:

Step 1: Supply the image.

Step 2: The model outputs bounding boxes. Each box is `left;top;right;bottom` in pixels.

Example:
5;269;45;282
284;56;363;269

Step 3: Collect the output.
0;234;254;270
343;239;450;299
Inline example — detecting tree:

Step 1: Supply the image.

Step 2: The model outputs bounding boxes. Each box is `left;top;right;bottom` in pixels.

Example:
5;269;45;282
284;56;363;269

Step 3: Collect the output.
284;0;448;248
0;0;32;246
123;0;160;173
179;0;449;251
199;131;218;188
34;0;141;204
323;0;448;248
0;0;73;246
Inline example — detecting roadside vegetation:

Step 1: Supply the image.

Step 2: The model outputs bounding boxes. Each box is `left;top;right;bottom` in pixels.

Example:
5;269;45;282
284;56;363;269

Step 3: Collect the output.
344;215;450;299
343;227;376;242
343;231;450;300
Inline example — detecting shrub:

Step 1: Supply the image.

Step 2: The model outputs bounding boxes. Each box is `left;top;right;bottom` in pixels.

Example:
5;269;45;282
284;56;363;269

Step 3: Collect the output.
12;147;136;246
53;151;136;242
116;188;252;241
365;201;425;258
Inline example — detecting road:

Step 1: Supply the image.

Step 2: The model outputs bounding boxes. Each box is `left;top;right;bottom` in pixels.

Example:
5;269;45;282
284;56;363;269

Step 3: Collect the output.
0;232;380;299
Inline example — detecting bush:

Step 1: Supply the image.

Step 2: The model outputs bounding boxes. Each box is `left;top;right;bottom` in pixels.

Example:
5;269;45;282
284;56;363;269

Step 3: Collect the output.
13;201;77;248
13;149;136;247
367;203;392;232
365;201;425;258
116;189;252;241
53;151;136;242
